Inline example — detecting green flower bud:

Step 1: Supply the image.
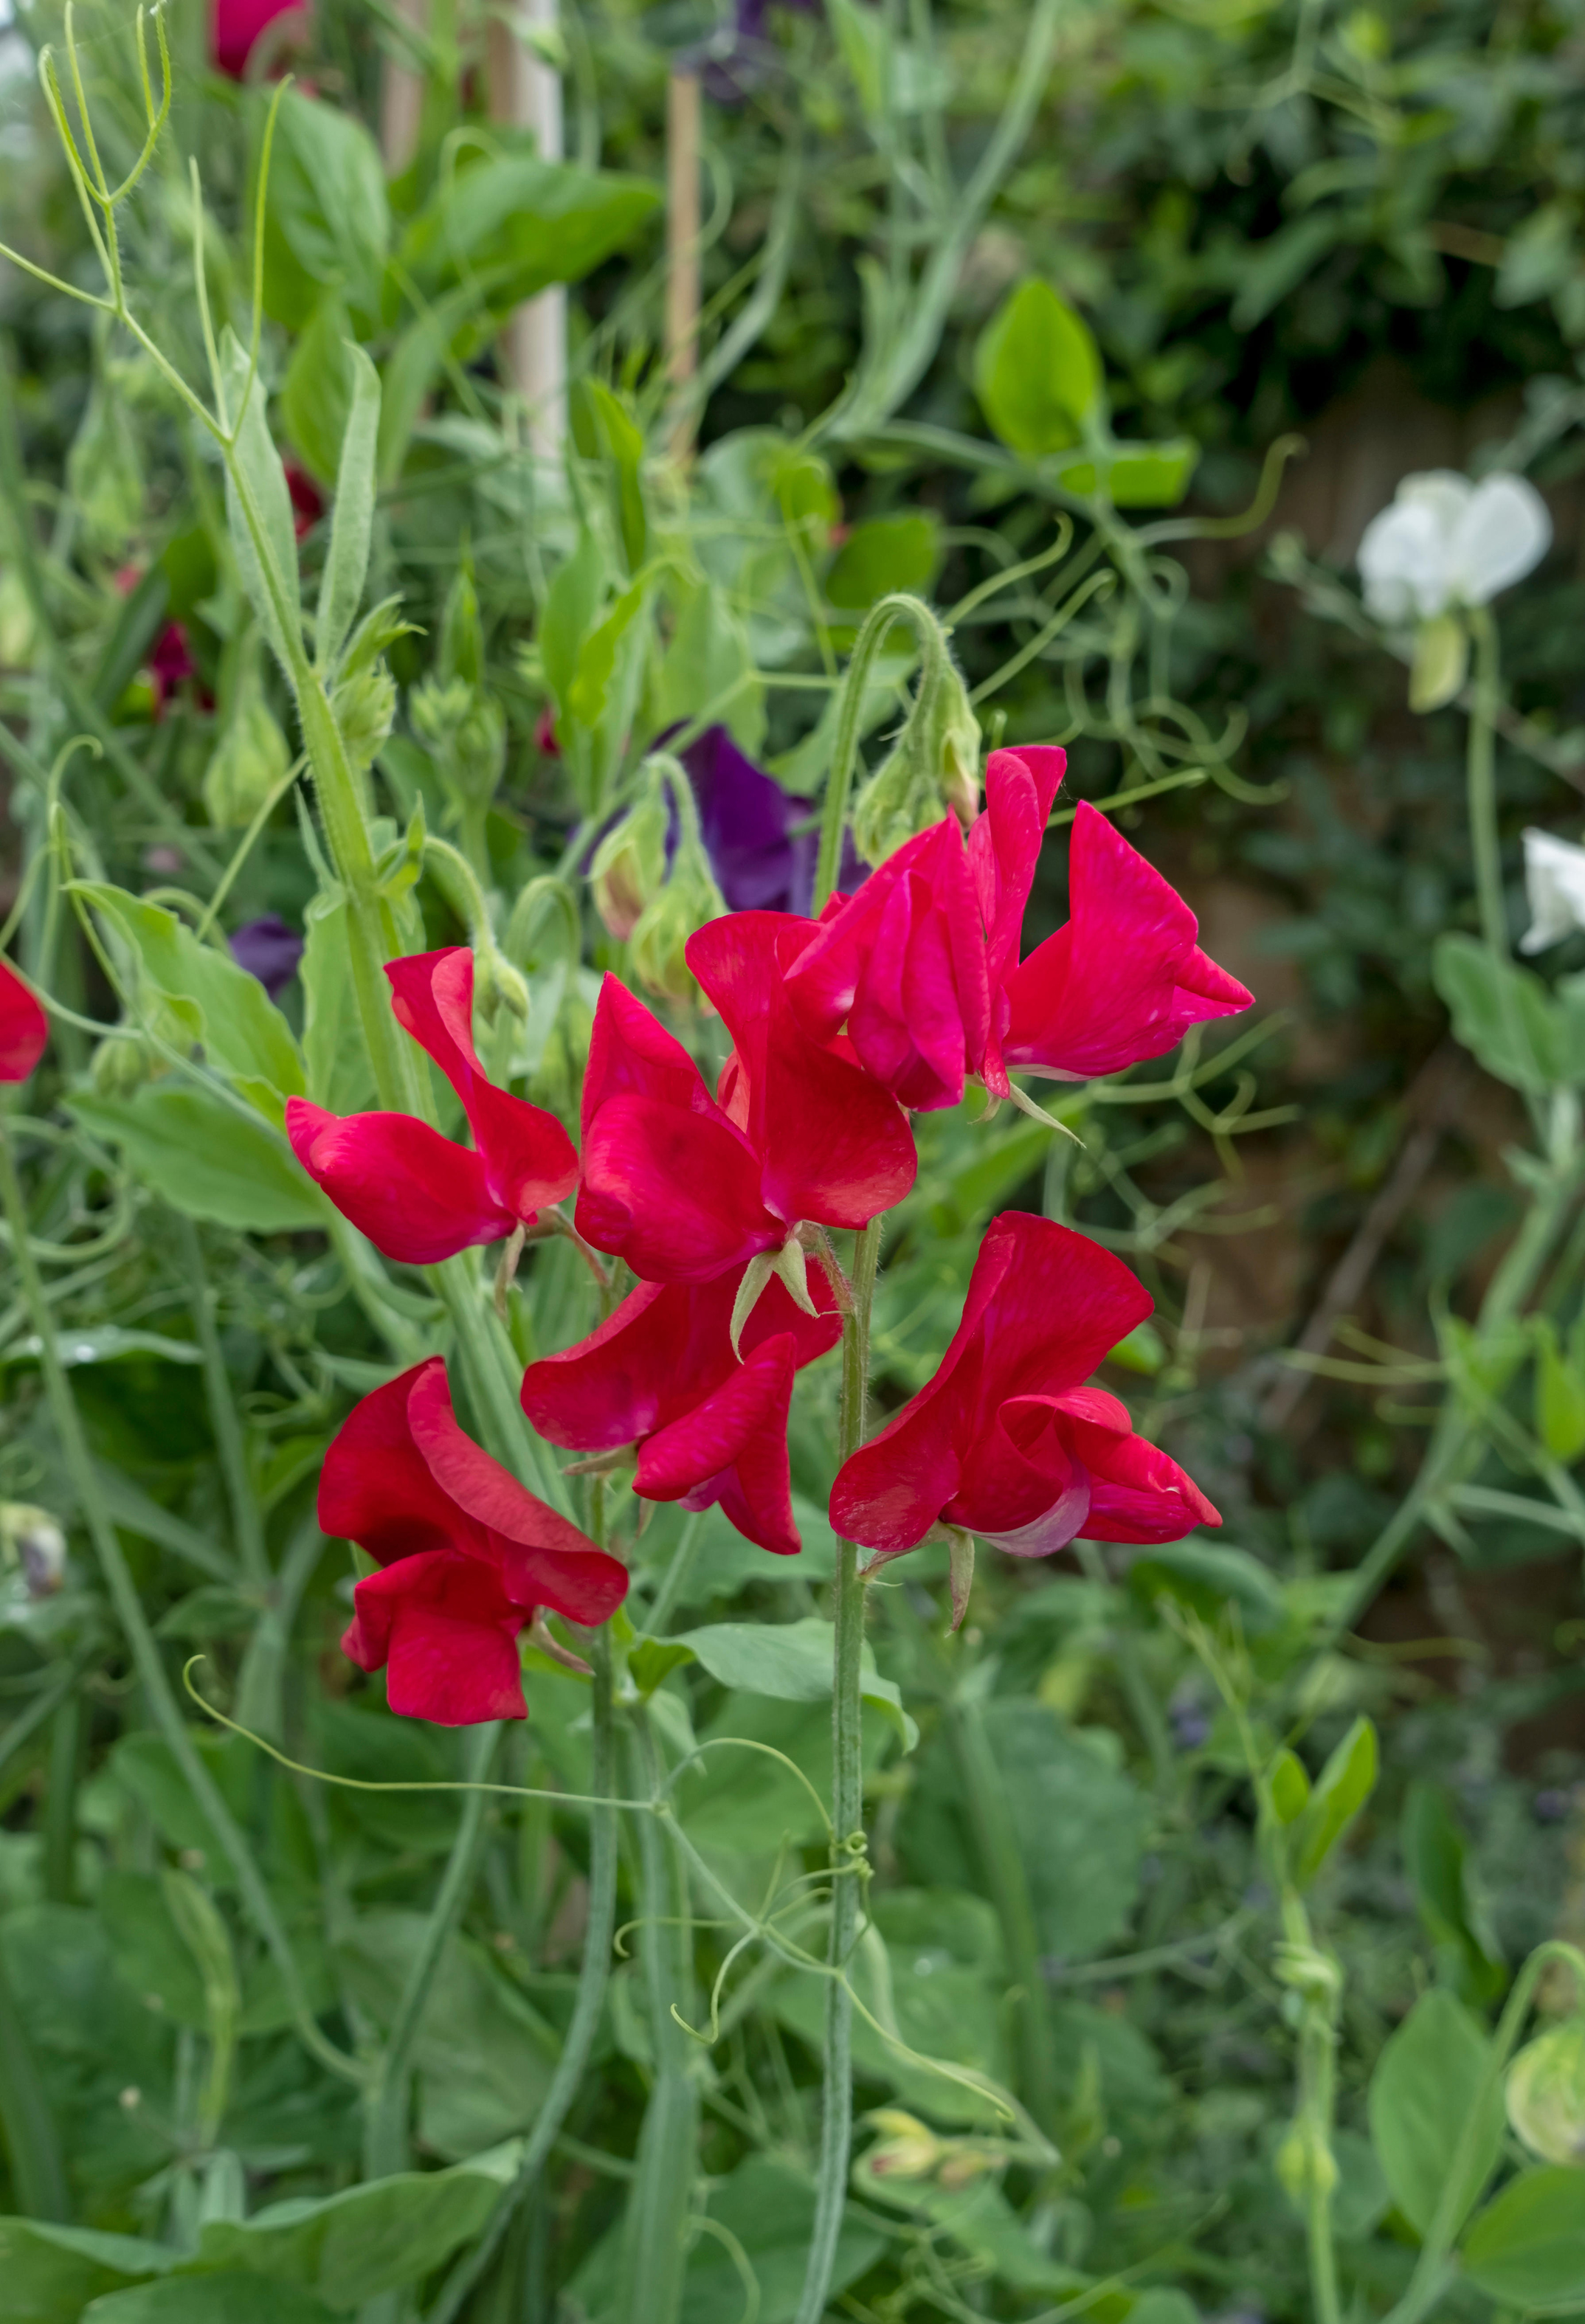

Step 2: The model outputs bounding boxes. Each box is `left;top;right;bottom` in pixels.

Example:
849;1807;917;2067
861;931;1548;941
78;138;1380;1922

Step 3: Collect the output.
203;660;290;829
1275;2121;1338;2203
90;1033;153;1098
865;2110;944;2182
334;660;398;775
589;792;670;942
410;677;507;809
852;634;981;866
1507;2019;1585;2165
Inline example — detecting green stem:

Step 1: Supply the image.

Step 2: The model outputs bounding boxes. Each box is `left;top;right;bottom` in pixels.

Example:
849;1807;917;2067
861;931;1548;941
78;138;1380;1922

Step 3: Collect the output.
0;1116;361;2089
813;595;938;912
176;1213;268;1590
427;1632;621;2324
1277;1891;1341;2324
362;1723;502;2187
43;1692;81;1905
1466;609;1505;959
615;1711;699;2324
794;1216;882;2324
0;1929;69;2220
233;1518;325;1745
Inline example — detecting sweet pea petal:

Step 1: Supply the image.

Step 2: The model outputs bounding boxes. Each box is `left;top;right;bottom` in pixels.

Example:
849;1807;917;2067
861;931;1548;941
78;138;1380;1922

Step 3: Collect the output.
286;1097;516;1262
576;1090;779;1280
0;958;48;1084
1001;803;1252;1082
404;1362;629;1623
637;1332;804;1555
960;1214;1154;1414
386;950;576;1222
1077;1430;1220;1542
319;1358;486;1566
343;1551;528;1723
581;972;725;1127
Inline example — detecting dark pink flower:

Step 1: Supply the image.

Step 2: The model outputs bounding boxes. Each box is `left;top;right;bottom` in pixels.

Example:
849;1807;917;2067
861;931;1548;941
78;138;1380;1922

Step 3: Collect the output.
322;1358;627;1724
522;1262;842;1556
830;1211;1219;1561
213;0;305;77
575;916;915;1283
0;957;47;1083
286;948;577;1265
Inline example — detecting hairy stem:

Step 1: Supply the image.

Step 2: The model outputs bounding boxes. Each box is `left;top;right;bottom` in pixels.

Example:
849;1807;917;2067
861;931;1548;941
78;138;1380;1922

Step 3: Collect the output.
794;1214;882;2324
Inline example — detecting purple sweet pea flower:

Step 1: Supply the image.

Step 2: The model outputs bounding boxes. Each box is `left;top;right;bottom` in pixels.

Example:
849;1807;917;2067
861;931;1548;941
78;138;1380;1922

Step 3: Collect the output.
682;0;820;104
230;914;304;1000
677;726;863;914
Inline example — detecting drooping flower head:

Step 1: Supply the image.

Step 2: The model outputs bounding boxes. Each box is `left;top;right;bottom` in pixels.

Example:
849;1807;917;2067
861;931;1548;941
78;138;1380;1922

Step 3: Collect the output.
287;947;577;1264
831;1211;1218;1562
522;1262;841;1557
0;957;47;1084
576;916;915;1283
322;1358;627;1724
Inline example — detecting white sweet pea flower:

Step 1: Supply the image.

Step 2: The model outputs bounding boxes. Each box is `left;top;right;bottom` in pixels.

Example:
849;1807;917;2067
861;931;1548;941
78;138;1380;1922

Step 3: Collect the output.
1520;828;1585;954
1358;470;1551;624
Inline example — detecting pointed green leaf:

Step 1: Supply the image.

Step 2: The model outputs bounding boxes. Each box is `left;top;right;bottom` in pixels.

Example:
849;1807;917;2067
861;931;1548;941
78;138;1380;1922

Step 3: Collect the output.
318;347;381;674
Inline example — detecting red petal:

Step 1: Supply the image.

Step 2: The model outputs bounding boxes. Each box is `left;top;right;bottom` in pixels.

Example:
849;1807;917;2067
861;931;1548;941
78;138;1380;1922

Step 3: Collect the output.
967;748;1066;1091
386;950;576;1222
581;972;722;1130
0;958;47;1084
637;1333;803;1555
1080;1431;1221;1542
286;1096;513;1263
343;1551;528;1723
688;913;916;1232
576;1091;778;1281
320;1360;485;1566
404;1362;629;1625
1002;803;1253;1080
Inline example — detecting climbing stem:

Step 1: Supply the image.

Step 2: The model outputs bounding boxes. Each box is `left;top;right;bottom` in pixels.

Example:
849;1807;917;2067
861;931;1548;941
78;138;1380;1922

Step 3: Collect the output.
794;1214;882;2324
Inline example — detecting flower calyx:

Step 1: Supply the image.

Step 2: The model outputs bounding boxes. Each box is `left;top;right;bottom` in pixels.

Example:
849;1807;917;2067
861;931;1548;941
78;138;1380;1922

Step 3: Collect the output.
730;1233;819;1358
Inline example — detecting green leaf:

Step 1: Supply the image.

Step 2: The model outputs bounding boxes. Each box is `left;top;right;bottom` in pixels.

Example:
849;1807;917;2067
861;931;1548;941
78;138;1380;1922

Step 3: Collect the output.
682;2157;888;2324
1106;440;1201;507
300;888;376;1116
539;530;606;736
0;2220;176;2323
256;89;389;335
100;1871;210;2029
649;578;764;755
401;155;659;314
1125;1541;1285;1634
219;329;303;682
1432;932;1563;1092
1367;1987;1505;2238
280;293;356;492
1268;1749;1311;1826
317;348;381;675
827;513;942;609
1290;1715;1377;1887
1229;214;1339;331
856;2166;1085;2293
69;1086;330;1235
1533;1316;1585;1462
673;1617;917;1751
86;2277;336;2323
627;1637;697;1698
1402;1782;1506;2006
182;2154;515;2307
974;279;1104;458
75;883;304;1120
1463;2167;1585;2309
574;380;648;573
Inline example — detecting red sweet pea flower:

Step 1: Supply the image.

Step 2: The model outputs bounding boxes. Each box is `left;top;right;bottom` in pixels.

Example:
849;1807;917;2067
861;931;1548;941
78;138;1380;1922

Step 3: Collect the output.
0;958;48;1083
286;948;577;1264
213;0;304;77
830;1211;1218;1561
522;1262;842;1557
575;916;914;1282
322;1358;627;1724
786;745;1251;1108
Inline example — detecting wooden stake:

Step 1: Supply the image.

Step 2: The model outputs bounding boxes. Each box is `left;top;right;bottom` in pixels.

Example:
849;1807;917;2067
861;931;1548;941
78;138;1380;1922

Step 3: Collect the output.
380;0;427;174
489;0;567;458
665;66;702;459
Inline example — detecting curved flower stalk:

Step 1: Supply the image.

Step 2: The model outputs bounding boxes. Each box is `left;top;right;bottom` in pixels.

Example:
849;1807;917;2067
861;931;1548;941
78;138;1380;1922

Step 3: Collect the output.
321;1358;627;1723
832;1211;1218;1564
286;947;577;1263
522;1262;843;1554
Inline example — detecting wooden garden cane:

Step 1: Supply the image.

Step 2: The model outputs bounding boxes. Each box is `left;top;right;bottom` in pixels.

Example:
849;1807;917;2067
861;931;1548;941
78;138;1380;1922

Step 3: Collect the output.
380;0;427;174
488;0;568;457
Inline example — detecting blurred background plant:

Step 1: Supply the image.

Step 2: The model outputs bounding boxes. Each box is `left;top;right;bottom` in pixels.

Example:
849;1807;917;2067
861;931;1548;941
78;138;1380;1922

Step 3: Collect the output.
0;0;1583;2320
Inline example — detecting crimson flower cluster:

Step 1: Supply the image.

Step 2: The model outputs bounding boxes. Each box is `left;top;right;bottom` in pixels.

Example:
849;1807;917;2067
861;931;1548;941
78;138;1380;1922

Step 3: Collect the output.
303;749;1250;1723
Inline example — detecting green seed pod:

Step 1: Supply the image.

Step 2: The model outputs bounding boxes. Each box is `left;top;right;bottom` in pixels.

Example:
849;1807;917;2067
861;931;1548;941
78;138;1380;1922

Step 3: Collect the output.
1507;2019;1585;2165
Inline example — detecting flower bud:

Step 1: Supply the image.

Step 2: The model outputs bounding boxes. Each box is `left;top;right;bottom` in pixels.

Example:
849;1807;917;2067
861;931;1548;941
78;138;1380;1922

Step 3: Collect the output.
866;2110;944;2181
589;793;670;943
90;1032;153;1098
203;664;290;829
334;659;398;774
474;944;531;1027
1506;2019;1585;2164
1275;2120;1338;2203
410;677;507;809
852;641;981;866
1;1503;66;1597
